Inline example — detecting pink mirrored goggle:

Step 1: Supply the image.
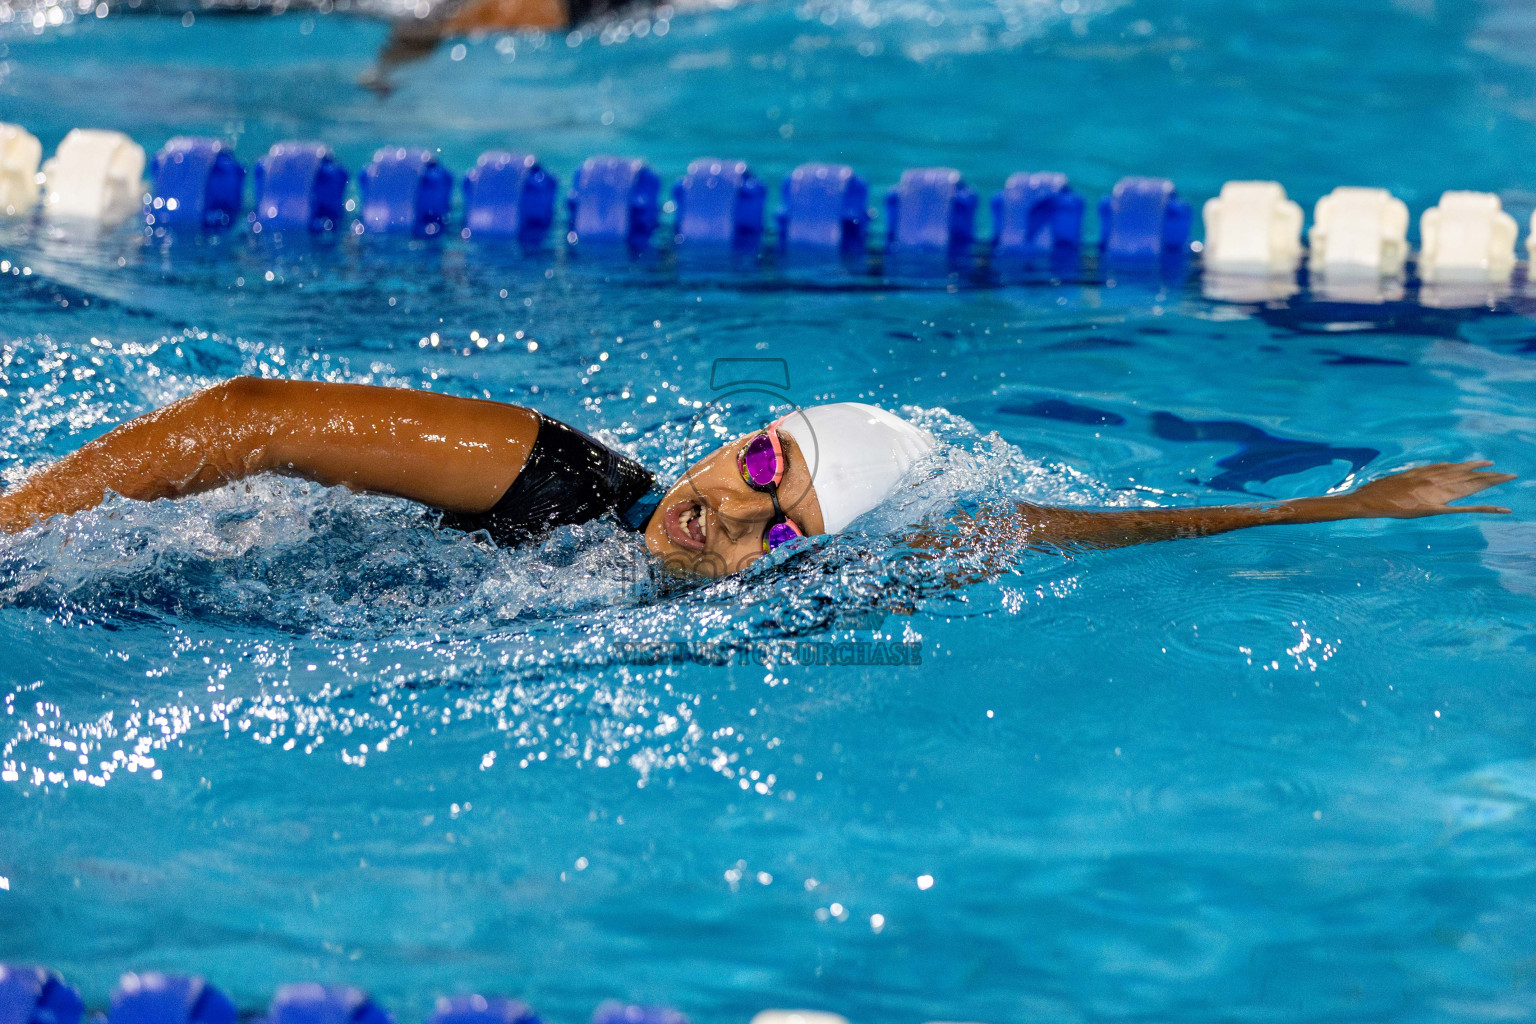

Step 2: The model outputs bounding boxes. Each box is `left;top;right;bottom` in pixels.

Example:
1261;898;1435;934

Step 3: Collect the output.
736;416;806;553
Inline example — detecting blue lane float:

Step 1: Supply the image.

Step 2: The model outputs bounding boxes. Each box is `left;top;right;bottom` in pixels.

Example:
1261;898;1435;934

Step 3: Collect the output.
269;985;391;1024
1098;175;1192;259
358;147;453;237
461;151;557;242
775;163;868;253
251;142;349;233
0;966;82;1024
672;157;766;248
992;171;1082;253
428;997;541;1024
566;156;660;247
0;968;926;1024
885;167;977;252
147;137;245;232
109;974;236;1024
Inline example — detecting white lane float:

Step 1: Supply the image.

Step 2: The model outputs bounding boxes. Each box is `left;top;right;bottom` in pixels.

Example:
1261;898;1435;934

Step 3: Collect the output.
40;128;147;226
1418;189;1517;284
1308;186;1409;278
1201;180;1303;274
749;1012;851;1024
0;122;42;217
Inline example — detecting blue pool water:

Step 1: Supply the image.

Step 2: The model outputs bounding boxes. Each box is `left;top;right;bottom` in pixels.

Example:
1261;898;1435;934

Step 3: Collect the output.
6;0;1536;1021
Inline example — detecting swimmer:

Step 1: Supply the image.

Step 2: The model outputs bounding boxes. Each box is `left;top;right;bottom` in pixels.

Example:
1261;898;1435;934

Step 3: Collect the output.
360;0;660;94
120;0;684;93
0;378;1516;577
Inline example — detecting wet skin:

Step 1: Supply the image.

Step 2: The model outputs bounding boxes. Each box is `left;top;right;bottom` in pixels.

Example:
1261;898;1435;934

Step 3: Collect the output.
0;378;542;533
643;429;826;578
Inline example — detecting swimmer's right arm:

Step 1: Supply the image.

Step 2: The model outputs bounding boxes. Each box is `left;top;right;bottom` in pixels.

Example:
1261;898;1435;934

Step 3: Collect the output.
0;378;542;533
909;461;1515;559
1015;461;1515;550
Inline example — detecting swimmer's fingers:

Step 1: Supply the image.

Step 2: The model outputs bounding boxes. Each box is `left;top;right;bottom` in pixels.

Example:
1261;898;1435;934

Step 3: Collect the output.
1345;461;1516;518
1425;469;1517;514
1417;466;1515;514
1442;460;1513;481
1406;460;1510;480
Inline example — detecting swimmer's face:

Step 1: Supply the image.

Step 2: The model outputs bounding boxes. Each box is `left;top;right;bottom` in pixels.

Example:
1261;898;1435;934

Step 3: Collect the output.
644;429;825;577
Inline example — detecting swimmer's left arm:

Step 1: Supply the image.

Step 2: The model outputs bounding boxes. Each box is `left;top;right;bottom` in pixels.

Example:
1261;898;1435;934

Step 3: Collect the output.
0;378;542;533
915;461;1515;556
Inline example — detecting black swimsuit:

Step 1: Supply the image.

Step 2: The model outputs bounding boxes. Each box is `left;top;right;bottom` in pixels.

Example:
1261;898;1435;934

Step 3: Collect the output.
441;414;662;546
564;0;630;26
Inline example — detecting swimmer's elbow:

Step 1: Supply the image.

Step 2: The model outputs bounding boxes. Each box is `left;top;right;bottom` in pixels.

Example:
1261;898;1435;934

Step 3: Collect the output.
209;375;276;408
205;376;300;425
172;376;264;424
184;377;288;476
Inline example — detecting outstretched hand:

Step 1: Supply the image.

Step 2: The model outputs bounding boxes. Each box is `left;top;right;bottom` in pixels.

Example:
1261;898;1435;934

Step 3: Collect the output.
916;458;1516;568
1334;461;1516;519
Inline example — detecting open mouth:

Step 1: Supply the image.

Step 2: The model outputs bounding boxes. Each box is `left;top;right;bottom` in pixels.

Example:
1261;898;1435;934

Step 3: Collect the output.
662;499;708;551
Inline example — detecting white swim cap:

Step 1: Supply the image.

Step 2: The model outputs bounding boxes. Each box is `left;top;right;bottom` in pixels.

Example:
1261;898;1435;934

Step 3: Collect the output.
776;402;936;533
